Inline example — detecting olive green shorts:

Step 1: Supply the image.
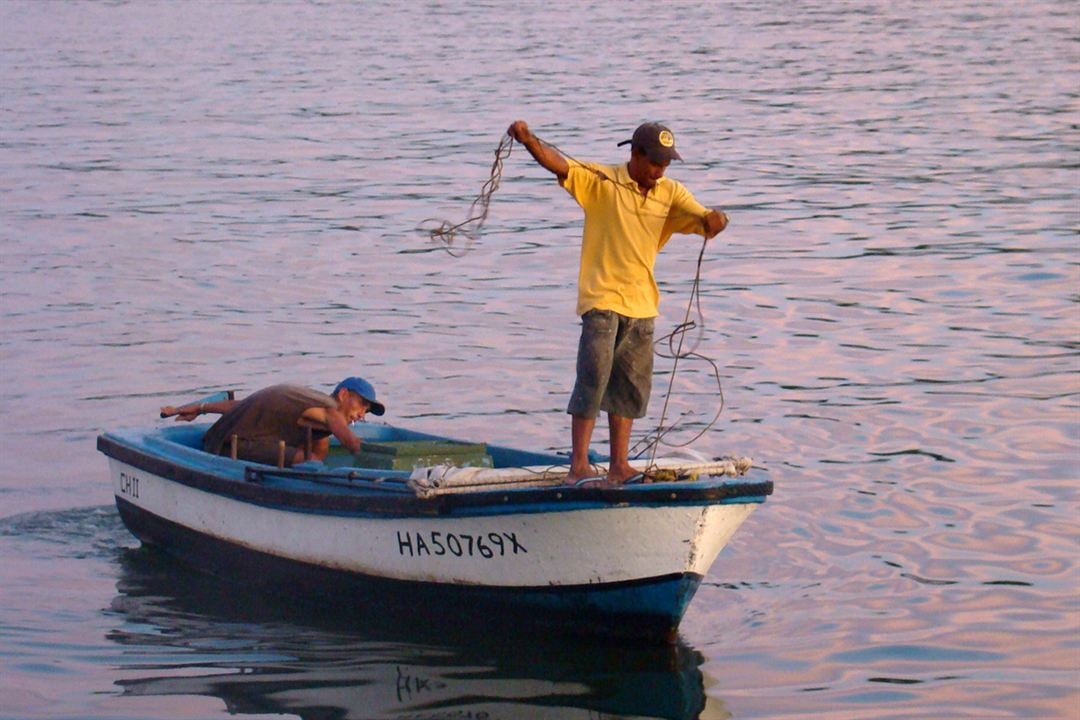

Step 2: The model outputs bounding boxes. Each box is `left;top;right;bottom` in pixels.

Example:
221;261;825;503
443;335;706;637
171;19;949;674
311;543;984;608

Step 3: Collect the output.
566;309;655;419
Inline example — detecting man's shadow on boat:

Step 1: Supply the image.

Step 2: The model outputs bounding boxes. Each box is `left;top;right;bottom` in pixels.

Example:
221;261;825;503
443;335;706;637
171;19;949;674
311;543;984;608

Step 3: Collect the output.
107;545;729;720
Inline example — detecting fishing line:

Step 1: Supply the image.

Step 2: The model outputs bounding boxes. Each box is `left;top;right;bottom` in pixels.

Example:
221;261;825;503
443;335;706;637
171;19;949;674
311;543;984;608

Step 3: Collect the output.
427;131;726;465
422;132;676;257
419;133;515;257
632;234;727;470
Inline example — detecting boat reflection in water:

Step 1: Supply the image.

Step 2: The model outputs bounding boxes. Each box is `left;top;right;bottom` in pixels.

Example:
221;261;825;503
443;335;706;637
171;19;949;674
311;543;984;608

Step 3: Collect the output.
107;547;730;719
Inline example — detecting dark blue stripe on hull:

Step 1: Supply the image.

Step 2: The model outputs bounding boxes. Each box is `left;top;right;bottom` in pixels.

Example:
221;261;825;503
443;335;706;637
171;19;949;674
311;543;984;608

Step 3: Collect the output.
99;430;772;518
117;497;702;642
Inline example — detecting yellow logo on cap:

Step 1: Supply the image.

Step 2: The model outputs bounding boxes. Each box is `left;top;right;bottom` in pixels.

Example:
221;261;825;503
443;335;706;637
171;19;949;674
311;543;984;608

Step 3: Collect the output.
658;130;675;148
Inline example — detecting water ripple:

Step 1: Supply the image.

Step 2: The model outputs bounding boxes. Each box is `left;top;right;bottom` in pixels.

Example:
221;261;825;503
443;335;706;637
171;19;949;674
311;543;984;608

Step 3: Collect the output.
1;0;1076;718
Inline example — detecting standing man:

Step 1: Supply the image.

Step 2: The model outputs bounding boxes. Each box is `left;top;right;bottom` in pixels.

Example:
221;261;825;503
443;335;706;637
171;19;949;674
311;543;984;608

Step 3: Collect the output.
507;120;728;484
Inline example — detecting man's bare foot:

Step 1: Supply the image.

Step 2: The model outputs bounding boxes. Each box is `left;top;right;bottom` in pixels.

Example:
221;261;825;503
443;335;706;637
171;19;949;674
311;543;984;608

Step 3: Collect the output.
565;464;596;485
605;462;639;485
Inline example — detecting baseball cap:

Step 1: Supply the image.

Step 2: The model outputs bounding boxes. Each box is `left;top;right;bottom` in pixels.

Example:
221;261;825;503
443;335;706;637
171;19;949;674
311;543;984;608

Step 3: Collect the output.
617;122;682;164
333;376;385;416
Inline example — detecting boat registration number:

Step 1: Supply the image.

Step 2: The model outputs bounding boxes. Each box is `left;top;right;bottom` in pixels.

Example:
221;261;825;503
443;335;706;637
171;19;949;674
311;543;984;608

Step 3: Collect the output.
118;471;140;499
396;530;526;559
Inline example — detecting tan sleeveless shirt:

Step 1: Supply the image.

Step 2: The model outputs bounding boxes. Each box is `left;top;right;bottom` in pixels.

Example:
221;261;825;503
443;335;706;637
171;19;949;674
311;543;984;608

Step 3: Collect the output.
202;384;336;457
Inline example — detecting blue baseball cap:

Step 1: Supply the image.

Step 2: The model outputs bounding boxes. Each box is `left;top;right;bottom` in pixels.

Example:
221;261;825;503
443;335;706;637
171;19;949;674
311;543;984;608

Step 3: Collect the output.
333;376;385;416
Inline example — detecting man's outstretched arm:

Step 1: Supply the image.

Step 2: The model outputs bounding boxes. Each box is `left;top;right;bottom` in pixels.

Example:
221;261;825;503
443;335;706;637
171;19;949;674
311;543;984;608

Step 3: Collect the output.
507;120;570;180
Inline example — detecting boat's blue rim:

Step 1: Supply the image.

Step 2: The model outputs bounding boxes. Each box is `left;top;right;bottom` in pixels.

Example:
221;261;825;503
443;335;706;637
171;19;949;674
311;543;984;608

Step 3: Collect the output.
99;432;773;518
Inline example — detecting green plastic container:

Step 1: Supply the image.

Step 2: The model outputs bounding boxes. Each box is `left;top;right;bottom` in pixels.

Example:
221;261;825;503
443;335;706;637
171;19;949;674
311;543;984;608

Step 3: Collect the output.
326;440;492;470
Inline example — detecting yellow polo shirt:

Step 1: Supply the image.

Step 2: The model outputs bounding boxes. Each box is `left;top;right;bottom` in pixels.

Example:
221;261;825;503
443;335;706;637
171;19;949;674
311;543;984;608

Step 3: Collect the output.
560;162;709;318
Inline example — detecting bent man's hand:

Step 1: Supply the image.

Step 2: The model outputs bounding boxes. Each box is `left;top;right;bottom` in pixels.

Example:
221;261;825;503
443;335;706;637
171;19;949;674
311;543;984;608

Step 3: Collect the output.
160;405;199;422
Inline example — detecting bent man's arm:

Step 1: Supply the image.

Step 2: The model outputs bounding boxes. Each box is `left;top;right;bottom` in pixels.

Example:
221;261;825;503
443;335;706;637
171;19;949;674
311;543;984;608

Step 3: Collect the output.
324;408;362;455
507;120;570;180
161;398;238;422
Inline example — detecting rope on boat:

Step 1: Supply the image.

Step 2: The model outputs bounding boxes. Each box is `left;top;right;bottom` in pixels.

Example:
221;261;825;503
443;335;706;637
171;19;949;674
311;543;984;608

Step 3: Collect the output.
634;234;725;466
407;456;752;498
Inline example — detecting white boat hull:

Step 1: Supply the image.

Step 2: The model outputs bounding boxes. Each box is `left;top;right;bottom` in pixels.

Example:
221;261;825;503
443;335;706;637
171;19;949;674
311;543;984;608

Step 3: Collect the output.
110;457;756;587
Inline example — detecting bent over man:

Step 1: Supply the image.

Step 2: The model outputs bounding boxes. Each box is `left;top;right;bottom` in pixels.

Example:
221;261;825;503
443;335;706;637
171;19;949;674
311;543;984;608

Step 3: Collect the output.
160;377;385;467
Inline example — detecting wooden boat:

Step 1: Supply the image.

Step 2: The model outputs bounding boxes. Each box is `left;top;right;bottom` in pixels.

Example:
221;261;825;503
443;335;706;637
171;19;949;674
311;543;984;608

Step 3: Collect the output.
97;410;772;642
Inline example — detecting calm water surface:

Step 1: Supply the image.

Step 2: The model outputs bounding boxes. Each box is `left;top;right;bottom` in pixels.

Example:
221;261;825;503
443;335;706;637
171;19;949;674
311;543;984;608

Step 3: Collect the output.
1;1;1077;718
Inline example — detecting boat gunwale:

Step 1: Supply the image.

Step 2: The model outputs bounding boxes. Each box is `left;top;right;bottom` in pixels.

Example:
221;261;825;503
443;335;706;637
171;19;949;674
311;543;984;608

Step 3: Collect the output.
98;430;773;518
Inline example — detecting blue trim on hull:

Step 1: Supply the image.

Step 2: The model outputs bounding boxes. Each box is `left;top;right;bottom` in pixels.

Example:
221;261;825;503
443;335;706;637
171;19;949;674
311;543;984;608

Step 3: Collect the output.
117;497;702;642
98;429;773;519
